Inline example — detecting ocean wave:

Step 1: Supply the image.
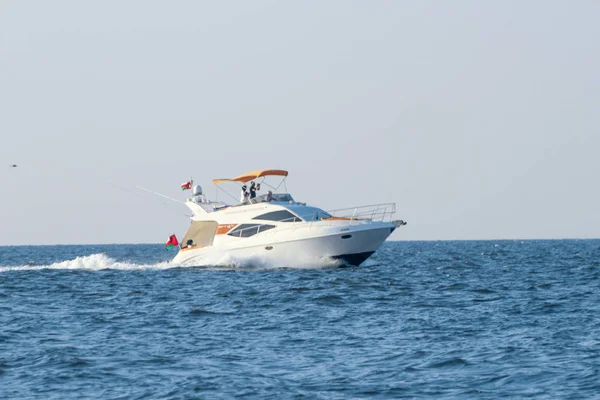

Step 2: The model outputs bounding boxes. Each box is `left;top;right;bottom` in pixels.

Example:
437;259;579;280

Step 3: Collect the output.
0;252;342;272
0;253;175;272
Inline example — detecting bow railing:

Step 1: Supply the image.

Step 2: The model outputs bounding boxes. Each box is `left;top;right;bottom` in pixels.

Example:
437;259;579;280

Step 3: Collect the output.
326;203;396;223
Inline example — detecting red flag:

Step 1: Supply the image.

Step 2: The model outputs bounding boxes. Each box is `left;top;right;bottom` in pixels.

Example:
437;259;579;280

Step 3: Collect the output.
181;181;192;191
166;234;179;249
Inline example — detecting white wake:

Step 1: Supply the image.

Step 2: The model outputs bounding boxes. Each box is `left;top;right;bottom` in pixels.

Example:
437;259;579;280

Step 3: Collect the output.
191;252;343;270
0;252;342;272
0;253;175;273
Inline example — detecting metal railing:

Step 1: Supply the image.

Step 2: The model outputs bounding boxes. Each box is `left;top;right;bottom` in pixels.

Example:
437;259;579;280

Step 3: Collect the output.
326;203;396;224
227;203;397;237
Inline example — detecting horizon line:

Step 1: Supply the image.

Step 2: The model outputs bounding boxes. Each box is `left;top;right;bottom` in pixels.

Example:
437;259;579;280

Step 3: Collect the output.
1;237;599;247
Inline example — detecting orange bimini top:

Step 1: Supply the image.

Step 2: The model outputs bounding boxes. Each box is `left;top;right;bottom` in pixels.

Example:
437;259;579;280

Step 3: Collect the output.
212;169;288;184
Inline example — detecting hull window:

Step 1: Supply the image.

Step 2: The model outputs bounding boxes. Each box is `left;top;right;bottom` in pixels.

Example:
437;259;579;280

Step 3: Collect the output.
227;224;276;238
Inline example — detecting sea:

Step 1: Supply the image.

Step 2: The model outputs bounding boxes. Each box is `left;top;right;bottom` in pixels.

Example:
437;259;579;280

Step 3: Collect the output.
1;240;599;399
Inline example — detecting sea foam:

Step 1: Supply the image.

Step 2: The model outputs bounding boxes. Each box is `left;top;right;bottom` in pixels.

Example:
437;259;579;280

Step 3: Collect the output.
0;253;174;272
0;252;341;272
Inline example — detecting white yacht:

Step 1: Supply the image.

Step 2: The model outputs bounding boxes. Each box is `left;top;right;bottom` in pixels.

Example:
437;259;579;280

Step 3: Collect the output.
172;169;406;266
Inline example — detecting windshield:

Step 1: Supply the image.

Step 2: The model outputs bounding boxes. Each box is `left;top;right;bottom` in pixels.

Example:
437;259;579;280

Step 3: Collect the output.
292;206;332;222
252;193;295;203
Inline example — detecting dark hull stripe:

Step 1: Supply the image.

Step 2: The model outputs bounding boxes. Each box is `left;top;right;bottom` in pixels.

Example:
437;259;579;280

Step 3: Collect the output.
332;251;375;266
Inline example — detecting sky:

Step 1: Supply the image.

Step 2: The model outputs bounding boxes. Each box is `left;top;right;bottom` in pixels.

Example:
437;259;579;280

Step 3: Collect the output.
1;1;599;245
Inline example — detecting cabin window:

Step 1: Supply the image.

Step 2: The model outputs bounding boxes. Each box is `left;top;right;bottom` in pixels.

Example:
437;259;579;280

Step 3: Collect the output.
227;224;276;238
253;210;301;222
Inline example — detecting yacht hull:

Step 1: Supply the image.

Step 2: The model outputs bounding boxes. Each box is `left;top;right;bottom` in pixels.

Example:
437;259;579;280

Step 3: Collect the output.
172;223;394;267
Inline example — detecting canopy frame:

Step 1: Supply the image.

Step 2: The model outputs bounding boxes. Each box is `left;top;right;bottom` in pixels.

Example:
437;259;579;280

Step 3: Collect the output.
212;169;289;204
212;169;288;185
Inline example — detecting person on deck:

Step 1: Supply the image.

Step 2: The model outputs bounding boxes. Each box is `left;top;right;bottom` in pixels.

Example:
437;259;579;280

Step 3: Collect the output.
249;181;257;202
240;185;248;203
265;190;273;202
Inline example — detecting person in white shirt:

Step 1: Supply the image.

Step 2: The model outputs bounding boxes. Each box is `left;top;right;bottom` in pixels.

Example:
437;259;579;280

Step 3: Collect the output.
240;185;249;203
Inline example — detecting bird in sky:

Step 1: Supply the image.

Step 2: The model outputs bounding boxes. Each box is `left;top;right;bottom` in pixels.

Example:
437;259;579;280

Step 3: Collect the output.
10;164;18;167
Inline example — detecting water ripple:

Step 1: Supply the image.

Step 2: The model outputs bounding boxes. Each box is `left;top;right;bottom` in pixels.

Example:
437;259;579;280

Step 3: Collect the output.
1;240;599;399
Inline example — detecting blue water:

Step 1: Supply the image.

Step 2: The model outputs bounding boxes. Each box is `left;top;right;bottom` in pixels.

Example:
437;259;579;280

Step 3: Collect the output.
1;240;599;399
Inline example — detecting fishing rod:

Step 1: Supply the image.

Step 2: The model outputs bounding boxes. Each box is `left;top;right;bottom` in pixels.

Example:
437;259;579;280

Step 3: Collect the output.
134;185;185;205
